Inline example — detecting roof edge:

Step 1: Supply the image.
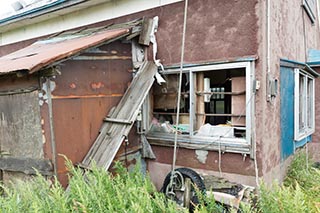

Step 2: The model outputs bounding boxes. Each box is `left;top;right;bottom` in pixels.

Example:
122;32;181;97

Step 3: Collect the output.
280;58;320;78
162;55;258;71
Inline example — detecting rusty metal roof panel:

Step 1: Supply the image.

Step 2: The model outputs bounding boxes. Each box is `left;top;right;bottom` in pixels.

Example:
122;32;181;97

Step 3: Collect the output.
0;27;130;75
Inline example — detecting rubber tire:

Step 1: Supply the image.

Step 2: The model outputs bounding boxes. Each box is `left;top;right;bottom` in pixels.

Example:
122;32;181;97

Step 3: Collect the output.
161;168;206;211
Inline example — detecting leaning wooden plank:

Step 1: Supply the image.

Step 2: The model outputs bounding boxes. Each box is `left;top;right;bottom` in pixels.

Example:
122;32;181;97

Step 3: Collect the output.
82;61;157;170
0;157;53;175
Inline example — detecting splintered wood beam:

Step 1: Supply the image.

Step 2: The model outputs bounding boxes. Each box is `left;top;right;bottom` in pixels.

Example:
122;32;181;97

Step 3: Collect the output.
0;157;53;175
138;18;154;46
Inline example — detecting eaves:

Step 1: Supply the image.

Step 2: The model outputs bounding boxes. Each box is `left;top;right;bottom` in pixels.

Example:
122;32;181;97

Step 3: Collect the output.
0;0;109;33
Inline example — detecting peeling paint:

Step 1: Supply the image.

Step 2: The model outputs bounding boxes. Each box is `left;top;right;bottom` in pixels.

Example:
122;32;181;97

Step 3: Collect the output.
195;150;208;164
42;131;46;144
49;80;56;92
39;79;56;106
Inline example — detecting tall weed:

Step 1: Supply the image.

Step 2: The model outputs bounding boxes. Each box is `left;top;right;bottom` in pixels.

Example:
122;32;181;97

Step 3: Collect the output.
258;152;320;213
0;153;319;213
0;161;185;213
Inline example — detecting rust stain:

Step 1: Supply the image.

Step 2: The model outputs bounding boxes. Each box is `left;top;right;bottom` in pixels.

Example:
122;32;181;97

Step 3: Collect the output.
91;82;105;90
69;83;77;89
51;47;132;97
52;94;123;99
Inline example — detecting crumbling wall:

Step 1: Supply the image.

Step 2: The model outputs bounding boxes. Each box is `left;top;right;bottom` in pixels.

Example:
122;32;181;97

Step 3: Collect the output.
0;87;44;183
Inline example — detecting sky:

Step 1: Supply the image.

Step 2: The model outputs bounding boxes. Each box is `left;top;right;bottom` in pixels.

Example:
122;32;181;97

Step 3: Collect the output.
0;1;16;16
0;0;51;18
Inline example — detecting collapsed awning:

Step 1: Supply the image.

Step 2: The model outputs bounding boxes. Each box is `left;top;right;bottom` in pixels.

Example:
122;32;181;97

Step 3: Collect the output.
0;25;135;75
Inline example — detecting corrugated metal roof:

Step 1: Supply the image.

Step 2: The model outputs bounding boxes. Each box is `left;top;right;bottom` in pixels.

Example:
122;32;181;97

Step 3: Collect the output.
0;27;130;75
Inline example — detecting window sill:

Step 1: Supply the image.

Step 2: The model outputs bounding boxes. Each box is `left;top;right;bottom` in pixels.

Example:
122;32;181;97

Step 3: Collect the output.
146;132;250;155
295;128;314;142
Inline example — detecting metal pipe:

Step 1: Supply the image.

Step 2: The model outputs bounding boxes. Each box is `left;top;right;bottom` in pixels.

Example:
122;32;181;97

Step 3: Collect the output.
46;77;58;177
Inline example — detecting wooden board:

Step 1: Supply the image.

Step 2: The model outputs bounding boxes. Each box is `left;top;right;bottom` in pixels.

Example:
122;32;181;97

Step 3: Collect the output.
196;72;205;129
231;77;246;126
82;61;157;170
0;157;52;175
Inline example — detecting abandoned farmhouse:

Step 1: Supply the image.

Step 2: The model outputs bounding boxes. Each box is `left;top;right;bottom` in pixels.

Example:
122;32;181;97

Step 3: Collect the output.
0;0;320;190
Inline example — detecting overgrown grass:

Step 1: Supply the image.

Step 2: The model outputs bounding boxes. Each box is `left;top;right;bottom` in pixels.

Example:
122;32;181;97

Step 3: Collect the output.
0;153;319;213
257;152;320;213
0;161;186;213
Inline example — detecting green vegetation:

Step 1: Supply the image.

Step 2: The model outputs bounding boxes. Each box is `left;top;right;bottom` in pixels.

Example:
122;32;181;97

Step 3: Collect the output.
0;161;186;213
0;153;319;212
257;152;320;213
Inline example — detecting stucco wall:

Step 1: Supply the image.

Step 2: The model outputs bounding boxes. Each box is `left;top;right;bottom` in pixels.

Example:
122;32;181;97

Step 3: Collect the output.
312;76;320;161
255;0;320;182
155;0;259;65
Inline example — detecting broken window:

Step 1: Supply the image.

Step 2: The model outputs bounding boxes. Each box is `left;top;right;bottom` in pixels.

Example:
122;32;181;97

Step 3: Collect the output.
295;69;315;140
147;61;255;155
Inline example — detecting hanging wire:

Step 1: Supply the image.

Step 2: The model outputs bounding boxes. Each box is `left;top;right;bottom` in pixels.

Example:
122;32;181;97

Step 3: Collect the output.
218;136;222;177
168;0;260;188
170;0;188;177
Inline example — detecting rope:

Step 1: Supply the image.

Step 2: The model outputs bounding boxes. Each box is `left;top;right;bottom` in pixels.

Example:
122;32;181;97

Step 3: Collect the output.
171;0;188;176
218;137;222;177
167;0;260;188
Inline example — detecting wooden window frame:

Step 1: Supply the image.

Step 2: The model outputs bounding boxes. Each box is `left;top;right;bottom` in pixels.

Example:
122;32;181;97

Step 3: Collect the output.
294;68;315;141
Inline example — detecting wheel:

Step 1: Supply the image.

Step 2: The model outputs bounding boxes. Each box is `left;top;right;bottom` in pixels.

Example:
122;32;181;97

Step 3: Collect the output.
161;168;206;211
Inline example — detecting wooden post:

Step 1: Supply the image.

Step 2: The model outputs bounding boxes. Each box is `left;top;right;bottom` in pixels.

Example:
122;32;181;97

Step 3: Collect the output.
183;178;192;209
46;78;58;177
196;72;205;130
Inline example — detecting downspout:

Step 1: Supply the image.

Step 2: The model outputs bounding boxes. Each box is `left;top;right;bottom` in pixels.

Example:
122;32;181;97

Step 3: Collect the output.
266;0;271;101
318;0;320;31
267;0;270;74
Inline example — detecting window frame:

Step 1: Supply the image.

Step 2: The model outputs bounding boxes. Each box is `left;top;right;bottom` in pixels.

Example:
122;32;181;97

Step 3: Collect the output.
303;0;317;23
147;61;255;156
294;68;315;141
